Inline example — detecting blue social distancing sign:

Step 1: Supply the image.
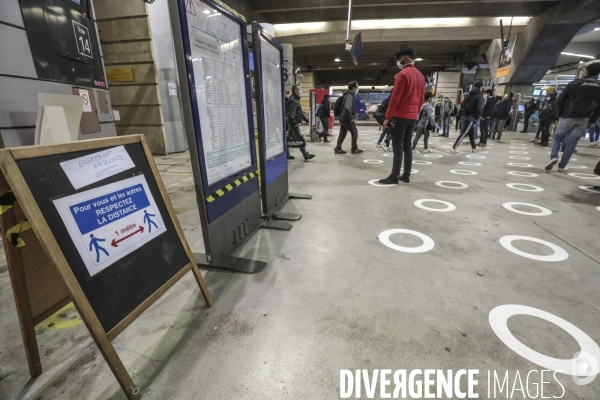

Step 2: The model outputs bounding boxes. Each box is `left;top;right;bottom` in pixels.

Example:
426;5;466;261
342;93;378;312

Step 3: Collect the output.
53;176;166;276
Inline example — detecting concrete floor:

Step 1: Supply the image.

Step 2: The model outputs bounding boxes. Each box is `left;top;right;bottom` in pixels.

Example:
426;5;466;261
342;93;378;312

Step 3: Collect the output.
1;126;600;399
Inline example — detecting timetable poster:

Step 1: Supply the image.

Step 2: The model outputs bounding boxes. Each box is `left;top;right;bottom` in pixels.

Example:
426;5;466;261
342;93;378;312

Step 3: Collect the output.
260;36;285;160
185;0;252;186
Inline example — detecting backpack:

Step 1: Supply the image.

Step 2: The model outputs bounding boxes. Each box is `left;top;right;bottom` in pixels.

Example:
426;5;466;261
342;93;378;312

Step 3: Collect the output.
568;80;600;119
539;101;557;121
462;94;478;115
333;94;347;118
450;104;458;117
374;94;392;125
316;104;325;118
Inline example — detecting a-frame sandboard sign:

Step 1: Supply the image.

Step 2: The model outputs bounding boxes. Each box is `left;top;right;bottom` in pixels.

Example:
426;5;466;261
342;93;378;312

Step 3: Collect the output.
0;135;212;399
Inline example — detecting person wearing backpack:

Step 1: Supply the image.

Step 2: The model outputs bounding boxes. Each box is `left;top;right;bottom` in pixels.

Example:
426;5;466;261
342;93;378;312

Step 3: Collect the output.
412;92;439;153
438;97;453;137
286;85;315;161
334;81;363;154
375;90;393;151
546;63;600;172
378;47;425;185
490;91;513;141
317;94;331;142
537;91;557;146
451;81;484;153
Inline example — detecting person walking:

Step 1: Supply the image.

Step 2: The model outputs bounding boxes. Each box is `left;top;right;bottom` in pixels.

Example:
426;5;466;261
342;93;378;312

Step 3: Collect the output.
490;92;513;141
434;97;442;133
334;81;363;154
438;96;453;137
378;47;425;184
537;91;558;146
286;85;315;161
412;92;439;153
520;97;536;133
546;63;600;172
317;94;331;142
451;81;484;153
477;89;495;147
375;90;393;151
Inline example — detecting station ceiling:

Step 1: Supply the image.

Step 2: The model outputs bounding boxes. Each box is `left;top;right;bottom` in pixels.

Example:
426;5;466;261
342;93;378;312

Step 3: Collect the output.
258;0;564;85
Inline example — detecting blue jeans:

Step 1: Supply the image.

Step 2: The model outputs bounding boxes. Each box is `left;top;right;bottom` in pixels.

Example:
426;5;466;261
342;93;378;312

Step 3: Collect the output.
550;118;588;168
378;128;388;144
442;115;451;136
389;118;416;179
589;119;600;142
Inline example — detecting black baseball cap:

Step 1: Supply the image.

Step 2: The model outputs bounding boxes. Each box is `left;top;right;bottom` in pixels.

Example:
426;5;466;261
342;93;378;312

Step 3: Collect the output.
396;47;415;59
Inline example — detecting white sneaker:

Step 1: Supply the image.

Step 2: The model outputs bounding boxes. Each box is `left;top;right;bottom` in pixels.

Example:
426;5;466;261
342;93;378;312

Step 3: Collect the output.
423;148;432;153
471;148;477;153
413;149;420;153
591;142;598;146
378;142;388;152
451;148;458;154
558;167;567;172
545;158;558;171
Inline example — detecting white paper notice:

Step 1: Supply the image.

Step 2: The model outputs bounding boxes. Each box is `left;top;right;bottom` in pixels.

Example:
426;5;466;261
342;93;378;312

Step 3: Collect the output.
53;175;167;277
60;145;135;190
168;82;177;96
185;0;252;185
79;89;93;112
259;36;285;160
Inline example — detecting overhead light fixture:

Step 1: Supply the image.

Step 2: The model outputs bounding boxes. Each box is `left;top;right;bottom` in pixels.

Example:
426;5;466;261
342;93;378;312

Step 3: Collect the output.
595;28;600;31
339;66;342;69
580;61;584;63
335;58;341;62
561;52;595;59
203;9;210;14
415;58;424;61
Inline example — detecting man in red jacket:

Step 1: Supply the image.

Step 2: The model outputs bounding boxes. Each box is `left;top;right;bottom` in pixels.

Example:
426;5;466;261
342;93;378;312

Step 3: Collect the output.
379;47;425;184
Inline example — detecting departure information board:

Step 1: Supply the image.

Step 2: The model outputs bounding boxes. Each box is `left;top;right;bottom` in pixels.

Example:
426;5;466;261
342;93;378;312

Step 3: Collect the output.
185;0;252;186
259;36;285;160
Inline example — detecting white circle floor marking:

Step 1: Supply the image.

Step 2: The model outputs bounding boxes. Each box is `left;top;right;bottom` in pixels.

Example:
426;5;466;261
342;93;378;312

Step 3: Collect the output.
459;161;482;166
465;155;486;159
382;153;394;157
414;199;456;212
567;165;587;169
506;183;544;192
363;159;384;164
510;146;527;149
499;235;568;261
413;160;432;165
567;173;600;179
509;151;529;154
580;185;600;193
368;179;397;187
597;206;600;212
509;156;531;160
508;171;538;177
435;181;469;189
379;229;435;253
450;169;478;175
507;163;533;168
503;202;552;216
424;154;443;158
489;305;600;377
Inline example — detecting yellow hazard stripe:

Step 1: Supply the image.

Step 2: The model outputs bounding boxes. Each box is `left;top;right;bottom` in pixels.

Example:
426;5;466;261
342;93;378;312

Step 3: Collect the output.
205;170;258;202
6;220;31;248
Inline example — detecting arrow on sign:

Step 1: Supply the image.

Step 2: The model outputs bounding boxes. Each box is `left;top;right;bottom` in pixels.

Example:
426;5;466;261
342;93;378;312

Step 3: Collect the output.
111;226;144;247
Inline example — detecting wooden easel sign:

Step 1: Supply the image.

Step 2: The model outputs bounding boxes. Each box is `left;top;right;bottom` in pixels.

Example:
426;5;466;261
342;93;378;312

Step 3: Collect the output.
0;135;212;399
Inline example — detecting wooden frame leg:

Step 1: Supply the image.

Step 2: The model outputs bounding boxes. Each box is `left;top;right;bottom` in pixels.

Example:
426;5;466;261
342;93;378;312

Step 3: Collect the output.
191;263;213;307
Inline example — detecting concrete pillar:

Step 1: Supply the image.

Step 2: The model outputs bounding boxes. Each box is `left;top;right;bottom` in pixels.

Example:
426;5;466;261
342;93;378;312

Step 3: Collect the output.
95;0;168;154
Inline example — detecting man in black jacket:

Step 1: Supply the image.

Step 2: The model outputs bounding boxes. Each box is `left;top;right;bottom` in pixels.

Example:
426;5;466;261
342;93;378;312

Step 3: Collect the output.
317;94;331;142
490;91;513;141
477;89;495;147
520;97;536;133
286;85;315;161
537;92;557;146
334;81;363;154
452;81;485;152
546;63;600;172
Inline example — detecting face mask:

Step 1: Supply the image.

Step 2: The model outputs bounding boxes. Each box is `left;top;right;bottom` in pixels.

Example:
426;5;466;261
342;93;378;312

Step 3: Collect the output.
298;90;302;96
444;99;448;102
546;97;551;101
355;88;359;94
397;60;404;70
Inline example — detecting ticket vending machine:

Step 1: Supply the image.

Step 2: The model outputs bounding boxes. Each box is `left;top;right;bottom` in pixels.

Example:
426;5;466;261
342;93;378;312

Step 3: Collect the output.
310;89;334;141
